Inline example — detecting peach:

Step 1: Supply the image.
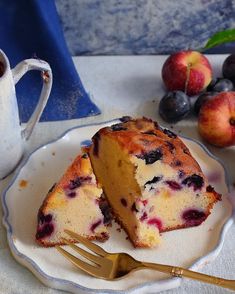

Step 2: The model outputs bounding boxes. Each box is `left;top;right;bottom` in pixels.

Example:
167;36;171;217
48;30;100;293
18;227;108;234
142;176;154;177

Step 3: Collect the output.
198;92;235;147
162;50;212;96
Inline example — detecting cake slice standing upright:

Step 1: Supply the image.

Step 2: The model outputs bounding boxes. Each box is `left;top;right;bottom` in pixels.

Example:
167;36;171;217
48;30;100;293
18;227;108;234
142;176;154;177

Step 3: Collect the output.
88;117;221;248
36;153;110;247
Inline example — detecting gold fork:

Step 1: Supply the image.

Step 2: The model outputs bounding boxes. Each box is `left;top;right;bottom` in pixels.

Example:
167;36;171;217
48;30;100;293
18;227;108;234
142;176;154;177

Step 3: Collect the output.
56;230;235;291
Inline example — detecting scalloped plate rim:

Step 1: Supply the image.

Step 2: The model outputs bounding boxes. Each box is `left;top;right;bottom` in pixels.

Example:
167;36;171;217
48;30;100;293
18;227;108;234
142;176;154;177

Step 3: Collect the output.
1;118;234;294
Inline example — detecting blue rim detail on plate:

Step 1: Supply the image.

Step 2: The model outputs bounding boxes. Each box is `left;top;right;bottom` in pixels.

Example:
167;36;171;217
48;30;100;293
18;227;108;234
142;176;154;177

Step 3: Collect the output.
1;119;234;294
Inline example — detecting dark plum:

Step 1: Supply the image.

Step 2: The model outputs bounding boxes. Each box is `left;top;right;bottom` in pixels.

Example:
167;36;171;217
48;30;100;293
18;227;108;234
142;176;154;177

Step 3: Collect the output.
206;78;233;92
159;91;190;123
222;54;235;83
194;92;216;115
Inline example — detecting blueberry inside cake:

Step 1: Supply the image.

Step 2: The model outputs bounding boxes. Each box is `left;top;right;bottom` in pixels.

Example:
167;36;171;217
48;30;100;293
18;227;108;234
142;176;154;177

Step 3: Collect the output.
88;117;221;248
36;153;110;247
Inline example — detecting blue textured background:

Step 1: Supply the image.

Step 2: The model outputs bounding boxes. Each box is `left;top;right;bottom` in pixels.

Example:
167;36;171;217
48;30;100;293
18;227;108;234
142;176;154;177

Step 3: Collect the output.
55;0;235;55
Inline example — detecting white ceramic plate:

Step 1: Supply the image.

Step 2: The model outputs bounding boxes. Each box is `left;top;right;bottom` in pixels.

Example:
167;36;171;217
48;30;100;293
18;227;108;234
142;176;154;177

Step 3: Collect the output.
2;120;234;294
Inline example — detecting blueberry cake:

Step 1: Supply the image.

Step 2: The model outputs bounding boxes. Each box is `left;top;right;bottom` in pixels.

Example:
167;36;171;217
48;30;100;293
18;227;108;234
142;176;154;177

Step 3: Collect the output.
36;153;110;247
88;117;221;248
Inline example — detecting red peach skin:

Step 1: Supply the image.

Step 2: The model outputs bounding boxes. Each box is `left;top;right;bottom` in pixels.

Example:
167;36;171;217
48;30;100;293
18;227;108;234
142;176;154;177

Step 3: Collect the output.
198;92;235;147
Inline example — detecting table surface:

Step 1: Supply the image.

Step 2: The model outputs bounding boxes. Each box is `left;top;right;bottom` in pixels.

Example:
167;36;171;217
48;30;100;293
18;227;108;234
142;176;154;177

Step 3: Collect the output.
0;55;234;294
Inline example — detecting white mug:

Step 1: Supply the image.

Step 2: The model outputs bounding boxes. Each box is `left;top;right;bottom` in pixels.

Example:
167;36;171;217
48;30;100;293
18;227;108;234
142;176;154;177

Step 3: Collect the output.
0;49;52;179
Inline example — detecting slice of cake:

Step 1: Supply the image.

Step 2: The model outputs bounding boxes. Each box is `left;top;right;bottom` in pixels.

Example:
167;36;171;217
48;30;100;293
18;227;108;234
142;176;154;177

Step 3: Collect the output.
88;117;221;248
36;153;110;247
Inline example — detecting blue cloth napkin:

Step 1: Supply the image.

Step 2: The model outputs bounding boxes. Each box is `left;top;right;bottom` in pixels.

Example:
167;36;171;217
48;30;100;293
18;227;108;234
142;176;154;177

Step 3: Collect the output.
0;0;100;122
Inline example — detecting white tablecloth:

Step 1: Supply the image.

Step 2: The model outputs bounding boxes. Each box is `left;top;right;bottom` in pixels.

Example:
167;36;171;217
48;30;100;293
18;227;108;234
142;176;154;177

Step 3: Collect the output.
0;55;234;294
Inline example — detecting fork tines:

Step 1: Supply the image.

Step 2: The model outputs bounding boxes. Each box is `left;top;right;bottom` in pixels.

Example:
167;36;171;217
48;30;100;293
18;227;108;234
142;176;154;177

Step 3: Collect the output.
55;230;108;277
64;230;107;257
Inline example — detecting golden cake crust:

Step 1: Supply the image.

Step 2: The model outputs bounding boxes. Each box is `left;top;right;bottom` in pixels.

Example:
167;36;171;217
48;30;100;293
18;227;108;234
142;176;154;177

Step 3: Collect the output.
97;117;204;177
93;117;220;202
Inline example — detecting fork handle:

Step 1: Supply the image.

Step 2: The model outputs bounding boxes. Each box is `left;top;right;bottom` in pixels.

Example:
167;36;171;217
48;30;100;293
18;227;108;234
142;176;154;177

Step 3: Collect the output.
142;262;235;291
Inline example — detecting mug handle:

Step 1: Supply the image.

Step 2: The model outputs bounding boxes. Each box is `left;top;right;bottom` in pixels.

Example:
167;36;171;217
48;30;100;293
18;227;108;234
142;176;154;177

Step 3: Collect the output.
12;59;53;140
